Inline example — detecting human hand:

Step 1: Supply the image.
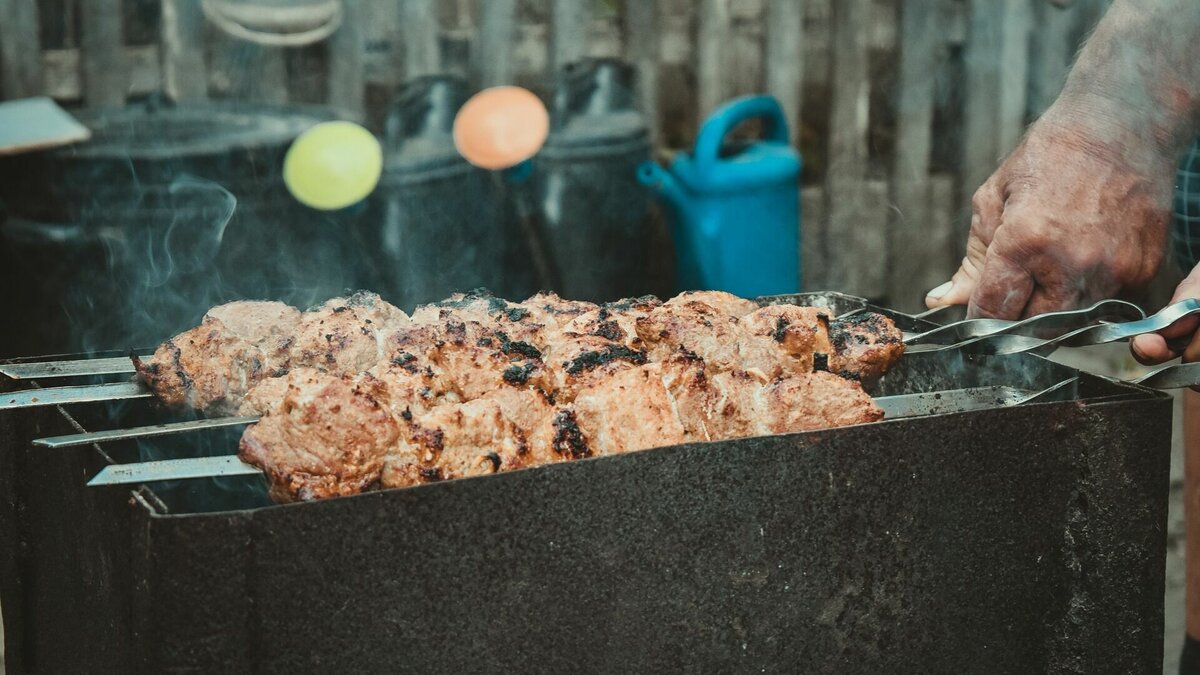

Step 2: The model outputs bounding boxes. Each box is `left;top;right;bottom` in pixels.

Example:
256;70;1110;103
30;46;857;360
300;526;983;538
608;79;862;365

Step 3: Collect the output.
924;102;1174;319
1131;267;1200;388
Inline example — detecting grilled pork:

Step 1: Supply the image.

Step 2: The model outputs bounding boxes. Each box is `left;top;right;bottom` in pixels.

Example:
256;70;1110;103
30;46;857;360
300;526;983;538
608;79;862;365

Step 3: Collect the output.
137;289;905;502
134;300;301;415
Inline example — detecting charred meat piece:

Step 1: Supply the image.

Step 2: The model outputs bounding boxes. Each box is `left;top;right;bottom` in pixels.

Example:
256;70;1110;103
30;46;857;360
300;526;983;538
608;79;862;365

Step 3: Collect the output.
567;357;708;457
238;369;399;503
412;288;548;349
135;301;302;415
557;295;662;349
479;386;559;465
635;297;746;369
640;300;904;386
382;398;529;488
288;291;409;375
664;290;760;318
545;334;649;402
518;291;600;336
681;369;884;440
826;312;905;385
387;319;551;400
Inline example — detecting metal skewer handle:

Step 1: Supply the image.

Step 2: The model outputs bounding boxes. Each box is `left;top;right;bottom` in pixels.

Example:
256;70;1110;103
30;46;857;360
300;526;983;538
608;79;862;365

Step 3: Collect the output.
903;299;1146;347
937;298;1200;356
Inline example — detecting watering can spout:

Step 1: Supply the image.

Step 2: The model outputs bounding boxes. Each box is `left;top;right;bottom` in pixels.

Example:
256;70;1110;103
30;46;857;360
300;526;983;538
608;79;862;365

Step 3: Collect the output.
637;160;689;217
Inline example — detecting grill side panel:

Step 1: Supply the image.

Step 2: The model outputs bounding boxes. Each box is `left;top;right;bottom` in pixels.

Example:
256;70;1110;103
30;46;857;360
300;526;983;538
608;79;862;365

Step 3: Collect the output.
130;395;1170;674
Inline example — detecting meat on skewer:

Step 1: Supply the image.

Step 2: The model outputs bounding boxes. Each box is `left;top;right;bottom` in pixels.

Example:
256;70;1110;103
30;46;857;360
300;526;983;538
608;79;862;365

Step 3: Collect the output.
137;288;905;503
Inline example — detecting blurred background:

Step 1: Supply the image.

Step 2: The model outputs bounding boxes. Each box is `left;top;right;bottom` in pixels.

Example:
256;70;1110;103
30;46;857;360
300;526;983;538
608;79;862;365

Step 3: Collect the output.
0;1;1188;671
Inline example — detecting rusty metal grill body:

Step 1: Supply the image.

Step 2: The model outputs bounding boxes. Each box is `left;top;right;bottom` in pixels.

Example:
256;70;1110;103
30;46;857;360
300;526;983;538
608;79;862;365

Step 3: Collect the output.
0;294;1173;673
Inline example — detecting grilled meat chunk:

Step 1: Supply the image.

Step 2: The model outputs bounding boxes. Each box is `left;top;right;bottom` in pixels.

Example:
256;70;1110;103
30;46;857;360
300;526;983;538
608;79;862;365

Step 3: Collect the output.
826;312;905;385
135;301;301;415
665;290;759;318
412;288;548;348
518;291;600;336
567;357;707;456
382;398;530;488
545;334;649;401
238;368;399;503
688;369;884;439
289;291;409;375
557;295;661;349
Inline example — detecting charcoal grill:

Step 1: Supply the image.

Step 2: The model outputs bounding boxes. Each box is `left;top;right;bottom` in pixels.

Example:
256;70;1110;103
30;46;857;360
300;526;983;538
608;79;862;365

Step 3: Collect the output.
0;293;1172;673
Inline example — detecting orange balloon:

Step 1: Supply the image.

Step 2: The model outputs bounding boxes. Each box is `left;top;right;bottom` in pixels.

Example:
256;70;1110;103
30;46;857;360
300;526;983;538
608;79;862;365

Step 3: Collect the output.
453;86;549;170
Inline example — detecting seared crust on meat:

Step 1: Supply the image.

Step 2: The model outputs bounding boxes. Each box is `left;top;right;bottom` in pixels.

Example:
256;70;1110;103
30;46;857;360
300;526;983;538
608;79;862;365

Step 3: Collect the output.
381;398;529;488
238;369;399;503
827;312;905;386
143;289;903;502
664;290;759;318
289;291;409;375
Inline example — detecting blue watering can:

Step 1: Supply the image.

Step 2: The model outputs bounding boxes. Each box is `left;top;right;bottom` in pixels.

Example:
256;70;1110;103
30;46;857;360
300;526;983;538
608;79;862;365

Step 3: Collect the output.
637;95;801;297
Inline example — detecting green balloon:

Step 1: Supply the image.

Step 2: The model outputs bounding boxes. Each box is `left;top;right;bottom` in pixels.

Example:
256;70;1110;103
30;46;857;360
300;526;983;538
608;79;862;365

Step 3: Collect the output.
284;121;383;210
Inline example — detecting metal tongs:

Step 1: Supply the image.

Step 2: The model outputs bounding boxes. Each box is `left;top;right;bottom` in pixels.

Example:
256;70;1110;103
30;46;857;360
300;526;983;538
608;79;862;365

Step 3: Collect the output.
908;298;1200;390
901;298;1147;349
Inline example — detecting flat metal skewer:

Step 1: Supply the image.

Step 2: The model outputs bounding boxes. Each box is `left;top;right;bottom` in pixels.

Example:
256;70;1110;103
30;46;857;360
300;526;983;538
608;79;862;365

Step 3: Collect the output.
0;355;143;380
33;415;259;449
89;455;262;486
0;381;151;410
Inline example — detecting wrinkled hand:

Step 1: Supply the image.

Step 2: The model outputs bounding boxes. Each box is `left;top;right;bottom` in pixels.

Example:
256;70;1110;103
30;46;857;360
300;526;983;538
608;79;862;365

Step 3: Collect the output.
1131;267;1200;389
925;106;1174;319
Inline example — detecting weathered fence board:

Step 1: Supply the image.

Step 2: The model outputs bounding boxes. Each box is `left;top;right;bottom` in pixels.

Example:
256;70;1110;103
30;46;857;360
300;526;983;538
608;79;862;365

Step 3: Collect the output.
403;0;442;79
824;0;884;298
889;0;942;311
477;0;517;87
330;0;367;117
765;0;804;146
0;0;43;99
160;0;208;102
697;0;732;118
81;0;127;106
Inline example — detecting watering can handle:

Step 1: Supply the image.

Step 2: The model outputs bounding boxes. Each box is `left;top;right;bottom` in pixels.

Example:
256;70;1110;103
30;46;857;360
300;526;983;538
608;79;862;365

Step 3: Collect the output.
693;95;790;172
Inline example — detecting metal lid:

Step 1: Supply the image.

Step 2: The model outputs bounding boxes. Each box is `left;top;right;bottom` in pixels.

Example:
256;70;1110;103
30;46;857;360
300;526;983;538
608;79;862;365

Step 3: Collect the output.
542;58;649;156
382;75;473;180
64;97;337;161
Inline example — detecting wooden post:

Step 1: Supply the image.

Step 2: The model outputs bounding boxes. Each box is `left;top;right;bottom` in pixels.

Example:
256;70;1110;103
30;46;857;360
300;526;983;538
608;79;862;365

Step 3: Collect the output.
696;0;731;117
889;0;940;310
623;0;660;144
962;0;1003;219
81;0;127;106
0;0;43;99
552;0;592;73
1028;0;1077;117
477;0;517;87
996;0;1031;153
801;185;827;290
962;0;1031;233
161;0;208;102
765;0;804;146
404;0;442;79
825;0;885;298
210;36;289;104
329;0;366;117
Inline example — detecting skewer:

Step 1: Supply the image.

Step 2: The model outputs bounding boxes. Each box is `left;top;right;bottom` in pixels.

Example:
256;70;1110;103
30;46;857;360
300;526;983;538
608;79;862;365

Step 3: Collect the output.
0;355;143;380
0;381;151;410
901;298;1145;349
89;455;262;486
33;415;259;449
84;384;1075;486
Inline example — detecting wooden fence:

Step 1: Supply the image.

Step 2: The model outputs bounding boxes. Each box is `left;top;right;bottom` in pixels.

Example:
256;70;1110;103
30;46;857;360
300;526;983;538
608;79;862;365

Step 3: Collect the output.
0;0;1117;310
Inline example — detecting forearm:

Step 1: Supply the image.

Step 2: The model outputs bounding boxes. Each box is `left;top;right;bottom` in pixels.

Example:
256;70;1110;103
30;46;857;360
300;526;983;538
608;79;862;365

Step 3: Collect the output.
1053;0;1200;161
